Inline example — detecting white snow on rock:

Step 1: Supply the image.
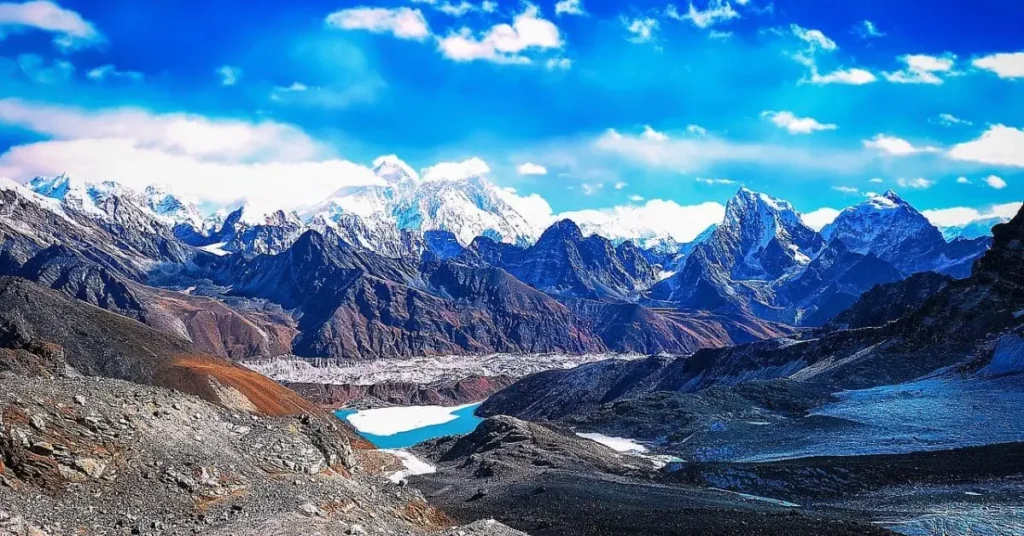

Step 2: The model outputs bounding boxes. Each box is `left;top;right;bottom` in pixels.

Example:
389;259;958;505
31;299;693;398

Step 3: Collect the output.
199;242;231;256
345;403;478;436
383;449;436;483
576;432;649;453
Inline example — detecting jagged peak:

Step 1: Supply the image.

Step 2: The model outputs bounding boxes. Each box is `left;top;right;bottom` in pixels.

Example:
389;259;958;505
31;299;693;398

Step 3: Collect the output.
538;218;584;242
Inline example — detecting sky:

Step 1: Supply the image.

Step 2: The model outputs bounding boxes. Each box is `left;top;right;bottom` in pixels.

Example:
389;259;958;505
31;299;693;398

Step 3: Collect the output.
0;0;1022;240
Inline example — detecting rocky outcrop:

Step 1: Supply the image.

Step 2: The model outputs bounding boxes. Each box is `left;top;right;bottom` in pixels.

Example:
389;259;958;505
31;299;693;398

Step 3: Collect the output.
826;271;954;330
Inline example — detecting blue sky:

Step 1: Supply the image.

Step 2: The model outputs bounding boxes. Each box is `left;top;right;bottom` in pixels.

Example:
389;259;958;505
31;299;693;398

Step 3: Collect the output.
0;0;1021;236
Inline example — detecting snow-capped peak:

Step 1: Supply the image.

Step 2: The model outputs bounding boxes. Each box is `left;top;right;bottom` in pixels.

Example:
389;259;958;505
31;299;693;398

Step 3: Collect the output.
420;157;490;183
144;184;203;228
372;154;419;187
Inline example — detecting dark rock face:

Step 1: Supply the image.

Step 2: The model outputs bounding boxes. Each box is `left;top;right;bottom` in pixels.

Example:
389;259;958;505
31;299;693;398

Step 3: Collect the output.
826;271;954;330
423;230;466;260
647;189;991;327
498;220;656;300
484;204;1024;422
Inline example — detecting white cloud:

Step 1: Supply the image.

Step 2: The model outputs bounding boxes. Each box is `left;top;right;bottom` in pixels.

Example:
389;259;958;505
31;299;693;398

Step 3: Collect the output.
686;124;707;136
438;1;475;16
947;125;1024;167
217;65;242;86
790;24;836;51
495;186;554;229
883;53;956;84
972;52;1024;79
863;134;939;156
517;162;548;175
986;175;1007;189
922;202;1022;228
0;0;103;50
856;20;884;38
596;127;868;174
932;113;971;127
559;199;725;243
832;186;858;194
622;16;657;43
325;7;430;41
420;157;490;182
957;176;971;184
86;64;143;82
628;194;644;202
695;177;736;185
545;57;571;69
269;80;379;109
438;5;562;63
761;110;837;134
666;0;739;29
869;178;884;183
641;125;668;141
0;98;326;162
896;177;934;189
580;182;603;195
554;0;584;16
807;67;877;85
15;53;73;84
801;207;840;231
614;181;627;189
0;100;383;209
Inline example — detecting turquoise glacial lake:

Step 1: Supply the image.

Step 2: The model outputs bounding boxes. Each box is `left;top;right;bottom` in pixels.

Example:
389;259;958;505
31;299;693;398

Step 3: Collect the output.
335;403;483;449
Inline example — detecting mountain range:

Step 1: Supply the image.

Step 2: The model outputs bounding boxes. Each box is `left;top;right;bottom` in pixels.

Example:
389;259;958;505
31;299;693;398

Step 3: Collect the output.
0;169;999;362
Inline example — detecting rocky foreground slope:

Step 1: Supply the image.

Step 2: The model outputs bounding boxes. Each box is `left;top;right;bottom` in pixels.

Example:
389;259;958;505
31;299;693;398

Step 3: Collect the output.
0;276;523;535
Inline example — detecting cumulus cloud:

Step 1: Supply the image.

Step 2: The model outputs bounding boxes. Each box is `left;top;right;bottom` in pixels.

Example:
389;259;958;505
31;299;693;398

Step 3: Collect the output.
947;125;1024;167
614;181;627;189
896;177;934;189
554;0;584;16
641;125;668;141
666;0;739;29
789;25;876;85
86;64;143;82
986;175;1007;189
686;124;708;136
863;134;939;156
438;4;562;63
420;157;490;182
559;199;725;243
957;176;971;184
628;194;644;202
806;67;877;85
972;52;1024;79
922;202;1022;228
325;6;430;40
517;162;548;175
883;53;956;84
801;207;840;231
0;0;103;50
622;16;657;43
495;186;554;229
761;110;837;134
217;65;242;86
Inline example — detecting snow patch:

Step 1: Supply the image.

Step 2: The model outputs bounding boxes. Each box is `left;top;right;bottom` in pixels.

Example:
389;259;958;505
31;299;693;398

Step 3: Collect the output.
199;242;231;256
576;432;649;453
383;449;436;483
346;403;478;436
